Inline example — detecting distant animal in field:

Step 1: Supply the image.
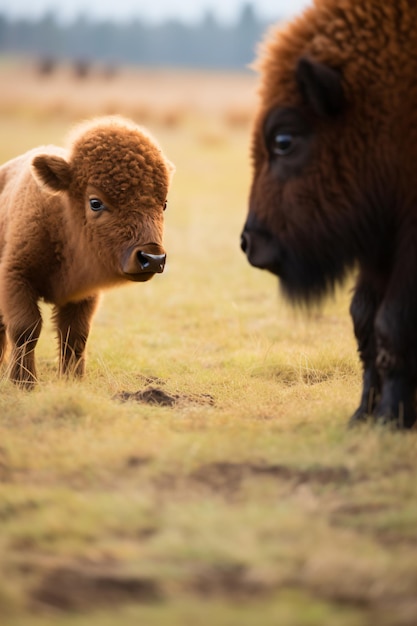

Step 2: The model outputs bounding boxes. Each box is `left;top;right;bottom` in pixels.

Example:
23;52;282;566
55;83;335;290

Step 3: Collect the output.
0;115;174;387
241;0;417;429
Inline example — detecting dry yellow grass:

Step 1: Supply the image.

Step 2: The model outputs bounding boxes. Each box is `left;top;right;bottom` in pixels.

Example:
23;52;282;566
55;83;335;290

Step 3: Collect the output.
0;60;417;626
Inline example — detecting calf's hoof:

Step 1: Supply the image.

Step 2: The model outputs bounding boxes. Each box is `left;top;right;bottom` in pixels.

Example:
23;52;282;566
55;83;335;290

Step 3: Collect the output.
11;376;37;390
10;365;37;390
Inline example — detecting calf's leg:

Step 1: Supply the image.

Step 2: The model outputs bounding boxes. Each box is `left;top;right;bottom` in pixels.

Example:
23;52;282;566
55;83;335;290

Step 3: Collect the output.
54;295;99;377
0;275;42;387
6;303;42;388
0;269;43;386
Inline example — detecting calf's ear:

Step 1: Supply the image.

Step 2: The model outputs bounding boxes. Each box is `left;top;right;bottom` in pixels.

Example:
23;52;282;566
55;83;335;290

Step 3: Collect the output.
32;155;72;193
296;57;344;117
166;158;175;181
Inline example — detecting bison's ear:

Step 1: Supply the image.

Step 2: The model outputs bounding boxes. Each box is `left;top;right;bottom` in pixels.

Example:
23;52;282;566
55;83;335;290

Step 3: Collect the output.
31;155;72;193
296;57;344;117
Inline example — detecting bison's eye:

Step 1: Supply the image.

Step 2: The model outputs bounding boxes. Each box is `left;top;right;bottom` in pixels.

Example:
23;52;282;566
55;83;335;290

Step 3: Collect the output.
89;198;106;212
163;201;167;211
272;133;294;156
263;107;312;179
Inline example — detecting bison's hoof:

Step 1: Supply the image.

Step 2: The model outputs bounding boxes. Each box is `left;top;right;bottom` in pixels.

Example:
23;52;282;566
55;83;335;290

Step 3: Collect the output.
374;413;416;431
374;413;403;430
374;405;416;430
347;408;372;428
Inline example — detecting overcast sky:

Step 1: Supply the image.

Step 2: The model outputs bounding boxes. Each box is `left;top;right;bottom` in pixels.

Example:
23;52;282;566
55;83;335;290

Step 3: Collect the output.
0;0;312;24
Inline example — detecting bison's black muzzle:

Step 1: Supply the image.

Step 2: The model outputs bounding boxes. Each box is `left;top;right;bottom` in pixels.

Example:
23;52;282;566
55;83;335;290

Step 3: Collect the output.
240;221;281;276
240;231;253;256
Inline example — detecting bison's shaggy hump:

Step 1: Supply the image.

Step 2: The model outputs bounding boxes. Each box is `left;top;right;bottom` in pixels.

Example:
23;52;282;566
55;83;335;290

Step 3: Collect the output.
0;115;174;387
241;0;417;428
257;0;416;105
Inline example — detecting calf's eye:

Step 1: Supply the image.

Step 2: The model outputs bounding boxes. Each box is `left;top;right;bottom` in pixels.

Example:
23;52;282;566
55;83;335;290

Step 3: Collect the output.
89;198;106;212
272;133;294;156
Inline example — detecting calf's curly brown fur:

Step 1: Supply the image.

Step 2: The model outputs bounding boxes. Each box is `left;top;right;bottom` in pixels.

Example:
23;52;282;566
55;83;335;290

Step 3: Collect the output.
241;0;417;428
0;115;174;387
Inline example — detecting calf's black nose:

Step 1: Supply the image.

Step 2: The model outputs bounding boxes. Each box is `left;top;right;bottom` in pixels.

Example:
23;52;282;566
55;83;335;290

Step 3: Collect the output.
123;245;166;275
137;251;166;273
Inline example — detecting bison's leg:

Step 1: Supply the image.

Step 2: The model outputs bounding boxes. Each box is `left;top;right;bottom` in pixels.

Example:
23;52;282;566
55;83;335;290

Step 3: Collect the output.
54;296;99;377
374;297;417;429
349;272;384;426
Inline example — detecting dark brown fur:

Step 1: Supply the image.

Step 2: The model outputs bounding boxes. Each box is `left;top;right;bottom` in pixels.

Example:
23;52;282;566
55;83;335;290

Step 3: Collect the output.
0;116;174;387
241;0;417;428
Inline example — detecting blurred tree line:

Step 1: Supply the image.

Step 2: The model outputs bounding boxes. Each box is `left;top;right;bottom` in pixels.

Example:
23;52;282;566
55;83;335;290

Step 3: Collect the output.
0;4;279;70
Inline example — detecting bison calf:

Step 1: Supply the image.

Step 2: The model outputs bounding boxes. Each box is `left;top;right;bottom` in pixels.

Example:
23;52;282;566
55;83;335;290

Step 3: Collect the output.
0;116;174;387
241;0;417;429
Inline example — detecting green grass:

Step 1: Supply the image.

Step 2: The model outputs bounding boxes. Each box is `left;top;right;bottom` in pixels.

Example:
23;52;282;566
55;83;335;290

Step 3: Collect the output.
1;75;417;626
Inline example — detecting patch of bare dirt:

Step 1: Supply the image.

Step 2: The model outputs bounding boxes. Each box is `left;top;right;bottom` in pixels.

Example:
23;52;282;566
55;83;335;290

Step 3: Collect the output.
19;555;417;623
331;503;417;547
185;560;417;626
190;461;351;493
32;565;162;610
114;386;215;407
125;455;153;468
188;563;274;598
114;387;178;406
0;499;40;522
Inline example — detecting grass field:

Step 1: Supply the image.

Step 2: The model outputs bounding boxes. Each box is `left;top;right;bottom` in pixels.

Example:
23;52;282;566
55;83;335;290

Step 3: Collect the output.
1;59;417;626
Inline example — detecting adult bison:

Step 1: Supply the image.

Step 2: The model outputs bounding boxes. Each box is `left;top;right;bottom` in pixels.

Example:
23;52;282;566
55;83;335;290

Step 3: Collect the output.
241;0;417;429
0;116;174;387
